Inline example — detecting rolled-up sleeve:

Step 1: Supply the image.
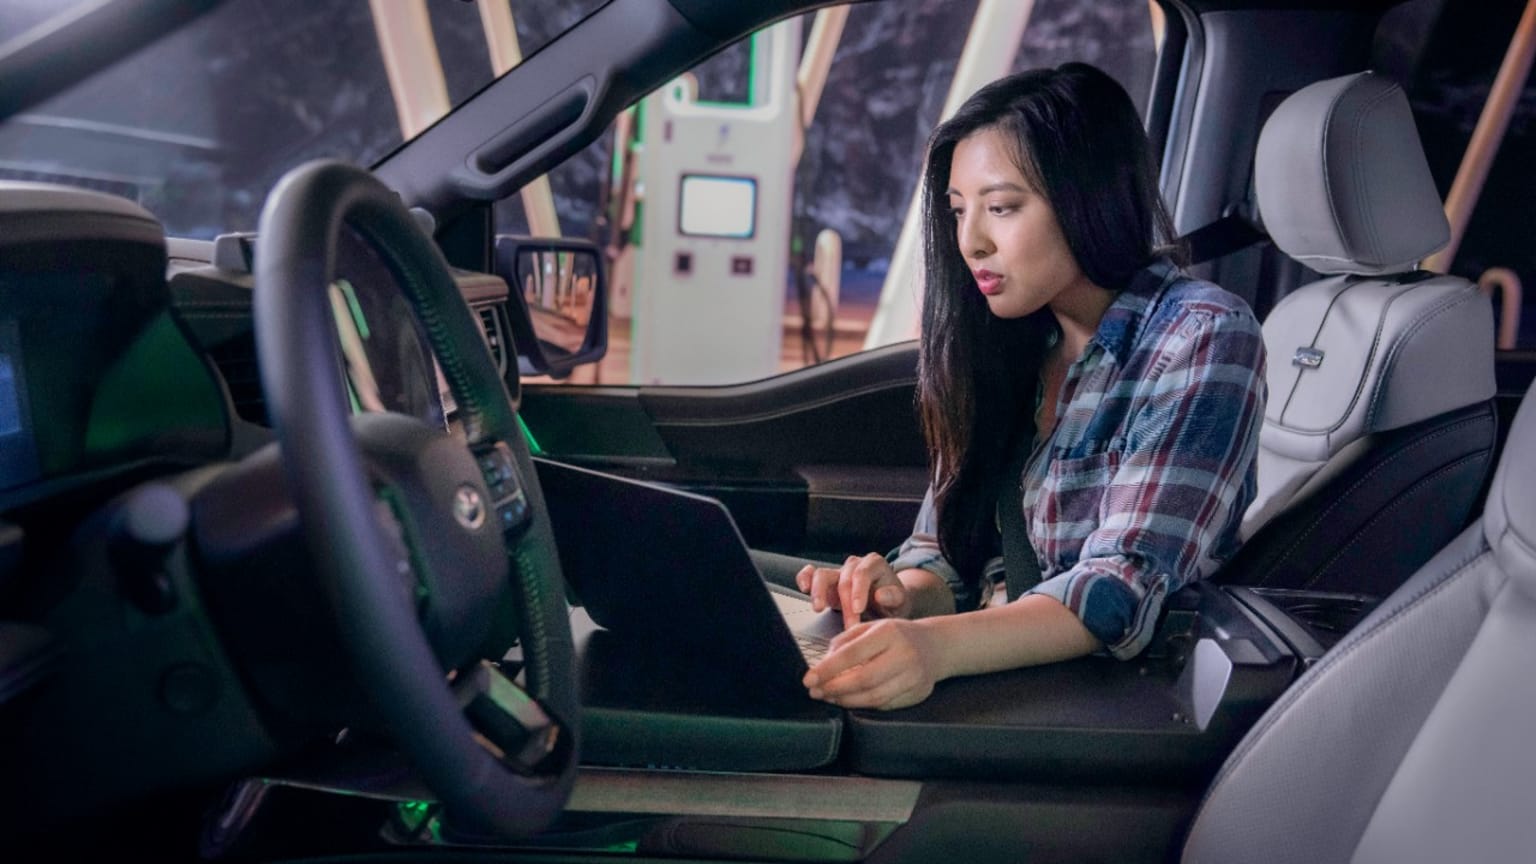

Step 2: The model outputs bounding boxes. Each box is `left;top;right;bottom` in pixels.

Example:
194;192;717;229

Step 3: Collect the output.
887;485;984;611
1026;307;1266;658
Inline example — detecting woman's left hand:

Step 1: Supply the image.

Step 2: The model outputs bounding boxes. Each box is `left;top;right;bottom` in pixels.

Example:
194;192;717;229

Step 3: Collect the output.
803;618;946;710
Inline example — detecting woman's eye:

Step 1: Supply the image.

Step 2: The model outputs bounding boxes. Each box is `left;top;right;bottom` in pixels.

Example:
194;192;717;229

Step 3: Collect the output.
988;204;1017;216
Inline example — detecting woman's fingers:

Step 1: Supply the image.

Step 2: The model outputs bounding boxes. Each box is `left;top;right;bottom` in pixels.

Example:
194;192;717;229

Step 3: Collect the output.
804;554;904;624
844;558;867;617
853;554;908;619
811;621;881;680
795;564;813;594
824;669;925;710
809;566;843;612
805;621;935;710
874;584;907;615
849;553;883;616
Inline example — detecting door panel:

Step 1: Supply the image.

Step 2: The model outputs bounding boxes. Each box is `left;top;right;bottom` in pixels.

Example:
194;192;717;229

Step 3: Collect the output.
517;342;928;557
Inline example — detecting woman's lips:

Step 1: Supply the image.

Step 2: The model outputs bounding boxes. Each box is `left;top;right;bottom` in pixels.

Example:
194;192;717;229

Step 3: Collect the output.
974;270;1003;295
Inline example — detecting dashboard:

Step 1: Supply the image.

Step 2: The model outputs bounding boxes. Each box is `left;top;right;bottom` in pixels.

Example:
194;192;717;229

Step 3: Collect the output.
0;181;518;514
0;184;228;506
169;231;516;428
0;178;535;827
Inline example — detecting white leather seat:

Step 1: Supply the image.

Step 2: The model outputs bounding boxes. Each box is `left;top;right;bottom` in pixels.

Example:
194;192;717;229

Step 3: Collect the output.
1216;72;1498;601
1184;370;1536;864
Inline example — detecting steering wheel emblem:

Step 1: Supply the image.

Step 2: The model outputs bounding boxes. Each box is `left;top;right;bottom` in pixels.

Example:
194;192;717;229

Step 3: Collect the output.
453;485;487;530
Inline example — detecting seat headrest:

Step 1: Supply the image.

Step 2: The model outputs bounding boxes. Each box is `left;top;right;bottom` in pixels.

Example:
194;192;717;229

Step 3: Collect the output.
1255;72;1449;276
1485;377;1536;590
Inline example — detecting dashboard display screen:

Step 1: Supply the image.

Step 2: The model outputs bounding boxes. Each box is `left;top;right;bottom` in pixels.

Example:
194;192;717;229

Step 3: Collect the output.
332;228;447;429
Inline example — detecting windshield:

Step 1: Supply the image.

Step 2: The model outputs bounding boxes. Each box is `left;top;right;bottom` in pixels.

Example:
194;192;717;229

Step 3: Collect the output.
0;0;608;239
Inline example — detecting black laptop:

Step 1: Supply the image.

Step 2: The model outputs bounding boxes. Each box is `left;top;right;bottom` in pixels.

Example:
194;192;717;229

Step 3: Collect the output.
533;457;843;686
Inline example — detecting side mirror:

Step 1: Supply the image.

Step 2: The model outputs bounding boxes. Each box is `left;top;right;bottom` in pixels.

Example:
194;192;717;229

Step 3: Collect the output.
494;236;608;380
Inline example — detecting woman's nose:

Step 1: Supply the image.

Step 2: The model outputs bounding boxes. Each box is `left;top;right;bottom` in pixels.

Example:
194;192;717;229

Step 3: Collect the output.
959;216;992;259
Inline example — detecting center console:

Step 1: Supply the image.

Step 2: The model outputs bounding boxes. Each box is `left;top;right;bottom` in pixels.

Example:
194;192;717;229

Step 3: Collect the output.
574;582;1299;787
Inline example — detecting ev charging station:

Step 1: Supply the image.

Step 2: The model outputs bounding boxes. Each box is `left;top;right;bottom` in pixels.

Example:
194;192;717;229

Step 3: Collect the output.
629;18;802;385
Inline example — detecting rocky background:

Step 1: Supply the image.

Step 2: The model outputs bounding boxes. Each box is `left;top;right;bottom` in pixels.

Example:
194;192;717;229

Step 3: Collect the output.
495;0;1157;266
1;0;1531;342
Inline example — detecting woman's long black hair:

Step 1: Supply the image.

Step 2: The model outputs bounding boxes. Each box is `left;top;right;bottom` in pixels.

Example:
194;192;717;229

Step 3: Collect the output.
918;62;1183;587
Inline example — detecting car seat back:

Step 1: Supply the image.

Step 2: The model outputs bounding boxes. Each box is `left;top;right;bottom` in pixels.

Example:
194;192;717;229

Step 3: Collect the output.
1217;72;1497;600
1184;370;1536;864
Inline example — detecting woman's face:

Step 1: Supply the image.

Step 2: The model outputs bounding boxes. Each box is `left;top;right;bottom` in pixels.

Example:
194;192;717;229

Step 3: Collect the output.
947;127;1089;320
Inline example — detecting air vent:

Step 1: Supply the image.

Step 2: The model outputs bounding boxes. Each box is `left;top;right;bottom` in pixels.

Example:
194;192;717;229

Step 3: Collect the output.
206;332;268;426
475;303;509;375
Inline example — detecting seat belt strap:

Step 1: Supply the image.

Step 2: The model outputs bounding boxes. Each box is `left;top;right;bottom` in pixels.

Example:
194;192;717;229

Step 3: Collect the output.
999;435;1042;603
1181;212;1269;265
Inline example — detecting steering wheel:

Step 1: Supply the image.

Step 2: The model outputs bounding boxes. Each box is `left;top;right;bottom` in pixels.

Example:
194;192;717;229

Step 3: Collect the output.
252;160;578;836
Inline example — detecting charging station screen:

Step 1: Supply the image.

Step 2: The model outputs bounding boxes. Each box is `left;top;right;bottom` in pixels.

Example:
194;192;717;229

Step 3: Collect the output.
679;175;756;238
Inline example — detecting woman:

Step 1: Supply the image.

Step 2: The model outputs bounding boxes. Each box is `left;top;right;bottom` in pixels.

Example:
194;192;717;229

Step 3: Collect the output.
796;63;1266;710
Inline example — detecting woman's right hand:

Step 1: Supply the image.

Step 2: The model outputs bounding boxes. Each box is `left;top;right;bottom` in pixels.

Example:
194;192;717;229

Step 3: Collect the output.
796;553;913;630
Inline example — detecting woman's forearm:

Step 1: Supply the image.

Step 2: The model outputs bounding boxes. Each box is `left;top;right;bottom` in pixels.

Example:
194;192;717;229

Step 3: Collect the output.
896;567;958;618
918;594;1101;679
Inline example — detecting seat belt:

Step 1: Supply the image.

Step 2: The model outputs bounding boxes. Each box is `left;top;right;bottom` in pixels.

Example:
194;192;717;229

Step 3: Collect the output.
998;434;1042;602
1181;209;1269;265
996;211;1265;600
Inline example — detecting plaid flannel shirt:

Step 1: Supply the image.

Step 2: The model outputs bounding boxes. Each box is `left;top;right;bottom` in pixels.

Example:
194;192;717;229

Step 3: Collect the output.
890;258;1267;659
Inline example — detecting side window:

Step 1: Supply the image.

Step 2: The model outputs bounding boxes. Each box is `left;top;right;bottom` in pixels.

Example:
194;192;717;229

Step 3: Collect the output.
0;0;606;240
505;0;1160;386
1380;1;1534;351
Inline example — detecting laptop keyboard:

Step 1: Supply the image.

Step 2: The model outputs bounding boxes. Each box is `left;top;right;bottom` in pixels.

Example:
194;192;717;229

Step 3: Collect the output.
796;634;831;664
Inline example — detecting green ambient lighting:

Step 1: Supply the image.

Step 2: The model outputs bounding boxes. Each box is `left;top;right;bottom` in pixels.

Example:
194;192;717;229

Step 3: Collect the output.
517;414;544;455
336;278;371;340
84;312;228;456
345;374;362;415
396;799;434;830
393;800;443;842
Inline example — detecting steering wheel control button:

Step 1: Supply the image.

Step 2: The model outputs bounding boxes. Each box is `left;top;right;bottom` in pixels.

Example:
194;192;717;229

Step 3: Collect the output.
476;442;533;539
452;660;565;775
452;485;487;531
478;447;517;486
497;495;529;533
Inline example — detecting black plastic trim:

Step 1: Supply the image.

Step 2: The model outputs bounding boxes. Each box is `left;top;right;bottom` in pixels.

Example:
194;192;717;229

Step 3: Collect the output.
845;584;1296;784
664;0;849;42
0;0;223;121
1217;400;1497;596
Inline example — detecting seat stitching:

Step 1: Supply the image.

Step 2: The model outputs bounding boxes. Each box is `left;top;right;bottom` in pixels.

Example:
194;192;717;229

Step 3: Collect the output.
1274;281;1422;446
1319;282;1420;439
1318;80;1347;270
1351;85;1398;264
1278;279;1356;426
1365;290;1480;429
1191;540;1490;832
1300;451;1487;590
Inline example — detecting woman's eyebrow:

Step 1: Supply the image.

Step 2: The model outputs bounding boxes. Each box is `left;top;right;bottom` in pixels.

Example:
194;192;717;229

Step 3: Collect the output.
946;182;1028;196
